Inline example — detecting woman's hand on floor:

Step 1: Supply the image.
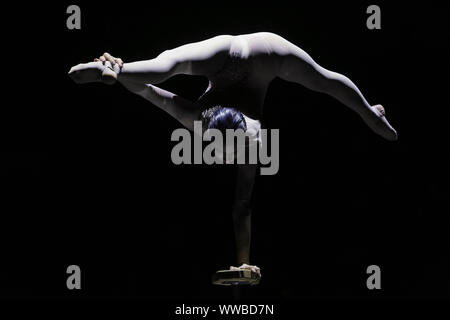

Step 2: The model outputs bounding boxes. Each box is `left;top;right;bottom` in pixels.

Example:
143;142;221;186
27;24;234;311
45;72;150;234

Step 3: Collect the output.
230;263;261;278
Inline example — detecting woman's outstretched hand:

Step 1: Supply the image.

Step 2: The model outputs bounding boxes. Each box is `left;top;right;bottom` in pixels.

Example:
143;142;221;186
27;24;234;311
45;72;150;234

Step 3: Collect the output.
94;52;123;69
94;53;123;85
68;52;123;85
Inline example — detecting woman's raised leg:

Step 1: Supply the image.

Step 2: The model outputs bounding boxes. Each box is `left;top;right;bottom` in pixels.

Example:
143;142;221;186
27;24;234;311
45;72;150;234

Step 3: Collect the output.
69;35;233;85
261;32;398;140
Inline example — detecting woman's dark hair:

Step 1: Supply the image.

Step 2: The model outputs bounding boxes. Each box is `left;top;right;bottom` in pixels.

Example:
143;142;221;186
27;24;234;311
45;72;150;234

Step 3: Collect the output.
201;106;247;133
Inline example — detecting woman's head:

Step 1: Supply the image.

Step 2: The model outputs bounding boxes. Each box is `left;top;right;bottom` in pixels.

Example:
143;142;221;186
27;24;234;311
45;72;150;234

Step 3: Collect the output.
200;106;248;163
201;106;247;133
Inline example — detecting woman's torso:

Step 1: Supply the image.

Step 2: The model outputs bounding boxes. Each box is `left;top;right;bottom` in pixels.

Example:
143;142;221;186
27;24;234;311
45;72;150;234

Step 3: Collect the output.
194;34;275;120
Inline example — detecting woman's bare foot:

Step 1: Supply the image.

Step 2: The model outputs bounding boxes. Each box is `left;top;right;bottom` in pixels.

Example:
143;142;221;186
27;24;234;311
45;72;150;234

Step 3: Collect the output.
68;61;105;84
68;52;123;84
361;104;398;141
373;104;385;116
230;263;261;278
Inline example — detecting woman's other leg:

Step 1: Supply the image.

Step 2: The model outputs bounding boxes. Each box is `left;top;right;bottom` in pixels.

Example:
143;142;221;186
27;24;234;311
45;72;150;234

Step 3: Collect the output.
263;32;397;141
118;35;233;84
68;35;233;85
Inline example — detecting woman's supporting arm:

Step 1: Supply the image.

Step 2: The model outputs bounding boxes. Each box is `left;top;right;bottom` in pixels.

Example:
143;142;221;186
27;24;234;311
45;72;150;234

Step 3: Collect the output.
232;164;257;266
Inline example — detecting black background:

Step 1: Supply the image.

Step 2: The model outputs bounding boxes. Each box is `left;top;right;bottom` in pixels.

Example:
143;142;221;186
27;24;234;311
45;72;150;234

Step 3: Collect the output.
0;0;448;308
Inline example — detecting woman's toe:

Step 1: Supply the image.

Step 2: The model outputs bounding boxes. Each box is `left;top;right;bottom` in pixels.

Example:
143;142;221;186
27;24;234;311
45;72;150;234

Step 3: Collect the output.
373;104;386;116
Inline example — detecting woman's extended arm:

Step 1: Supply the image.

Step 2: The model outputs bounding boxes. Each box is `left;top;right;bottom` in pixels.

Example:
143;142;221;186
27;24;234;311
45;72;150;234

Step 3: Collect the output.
117;62;201;131
123;80;200;131
70;53;201;130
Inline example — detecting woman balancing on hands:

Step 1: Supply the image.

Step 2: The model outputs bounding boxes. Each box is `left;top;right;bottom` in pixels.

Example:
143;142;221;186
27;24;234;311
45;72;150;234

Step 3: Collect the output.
69;32;398;280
